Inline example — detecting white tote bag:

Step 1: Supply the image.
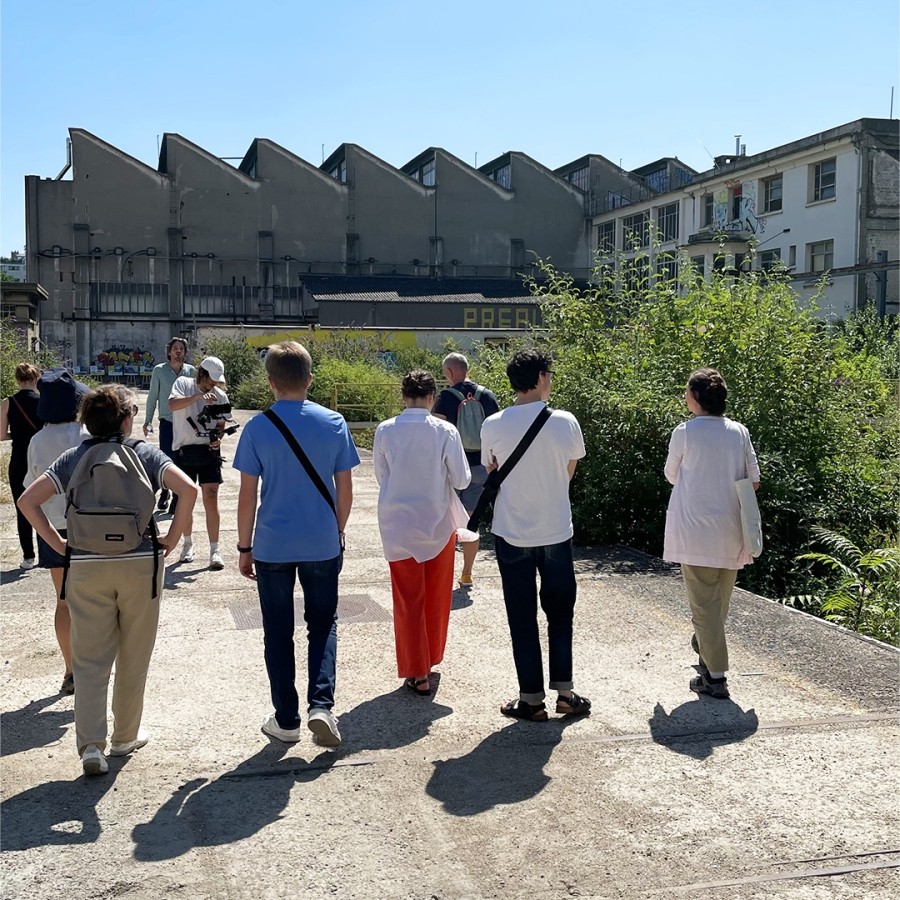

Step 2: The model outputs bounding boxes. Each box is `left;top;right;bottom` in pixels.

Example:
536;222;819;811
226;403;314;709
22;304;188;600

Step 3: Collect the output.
735;478;763;558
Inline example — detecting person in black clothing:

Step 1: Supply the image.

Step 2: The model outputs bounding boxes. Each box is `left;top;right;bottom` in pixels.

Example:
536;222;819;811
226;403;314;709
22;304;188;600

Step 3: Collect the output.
0;363;43;568
432;352;500;587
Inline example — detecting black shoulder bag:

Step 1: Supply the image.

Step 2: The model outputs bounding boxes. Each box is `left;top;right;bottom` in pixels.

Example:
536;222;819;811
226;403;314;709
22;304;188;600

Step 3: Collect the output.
263;410;344;561
467;405;552;532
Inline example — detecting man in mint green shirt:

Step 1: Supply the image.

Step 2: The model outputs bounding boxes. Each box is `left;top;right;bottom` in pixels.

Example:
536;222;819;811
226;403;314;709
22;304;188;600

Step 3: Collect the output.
143;337;195;512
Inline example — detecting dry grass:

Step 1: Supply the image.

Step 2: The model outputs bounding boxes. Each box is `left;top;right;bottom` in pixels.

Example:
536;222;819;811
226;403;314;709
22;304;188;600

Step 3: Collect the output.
0;444;12;504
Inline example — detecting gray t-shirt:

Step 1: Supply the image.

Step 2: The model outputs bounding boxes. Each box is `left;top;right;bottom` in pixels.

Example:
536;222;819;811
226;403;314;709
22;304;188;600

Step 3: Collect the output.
46;438;172;560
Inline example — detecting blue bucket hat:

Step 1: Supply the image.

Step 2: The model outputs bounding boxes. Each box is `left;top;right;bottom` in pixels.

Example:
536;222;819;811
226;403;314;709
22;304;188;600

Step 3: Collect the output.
37;368;91;424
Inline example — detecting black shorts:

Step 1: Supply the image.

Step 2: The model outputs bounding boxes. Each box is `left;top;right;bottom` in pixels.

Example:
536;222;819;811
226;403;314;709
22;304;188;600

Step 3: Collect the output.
175;444;223;485
38;528;68;569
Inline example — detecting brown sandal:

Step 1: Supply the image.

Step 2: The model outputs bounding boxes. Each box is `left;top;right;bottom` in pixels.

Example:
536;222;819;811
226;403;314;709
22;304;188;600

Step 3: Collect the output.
404;677;431;696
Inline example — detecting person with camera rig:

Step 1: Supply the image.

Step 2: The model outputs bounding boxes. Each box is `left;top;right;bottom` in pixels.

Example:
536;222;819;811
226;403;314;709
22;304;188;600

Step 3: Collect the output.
168;356;235;570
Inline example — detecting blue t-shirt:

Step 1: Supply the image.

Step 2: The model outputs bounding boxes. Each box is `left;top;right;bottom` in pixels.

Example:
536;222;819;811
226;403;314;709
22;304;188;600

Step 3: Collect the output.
233;399;360;563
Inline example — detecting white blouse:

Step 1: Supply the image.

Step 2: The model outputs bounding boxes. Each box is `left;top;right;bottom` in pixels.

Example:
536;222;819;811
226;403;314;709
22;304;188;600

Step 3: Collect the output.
663;416;760;570
25;422;89;528
373;409;472;563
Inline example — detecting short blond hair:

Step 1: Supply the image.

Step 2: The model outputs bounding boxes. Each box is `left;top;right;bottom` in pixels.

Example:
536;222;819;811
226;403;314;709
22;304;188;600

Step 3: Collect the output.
265;341;312;390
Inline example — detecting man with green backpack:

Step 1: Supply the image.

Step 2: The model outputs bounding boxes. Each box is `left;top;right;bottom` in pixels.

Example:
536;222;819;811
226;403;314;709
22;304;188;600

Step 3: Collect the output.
432;352;500;588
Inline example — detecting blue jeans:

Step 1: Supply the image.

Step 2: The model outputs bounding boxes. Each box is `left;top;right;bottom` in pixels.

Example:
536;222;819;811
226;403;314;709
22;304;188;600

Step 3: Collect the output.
495;536;576;703
255;556;341;730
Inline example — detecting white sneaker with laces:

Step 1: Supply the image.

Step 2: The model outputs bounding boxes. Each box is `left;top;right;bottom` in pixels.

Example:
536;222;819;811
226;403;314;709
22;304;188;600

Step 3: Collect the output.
209;550;225;571
179;542;195;563
81;744;109;776
20;558;36;570
109;727;150;757
261;713;302;743
307;707;342;748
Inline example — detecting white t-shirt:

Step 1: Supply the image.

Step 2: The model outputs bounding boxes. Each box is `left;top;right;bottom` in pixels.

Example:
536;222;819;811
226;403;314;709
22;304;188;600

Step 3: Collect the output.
373;409;471;563
663;415;761;569
25;422;89;528
169;376;229;450
480;402;585;547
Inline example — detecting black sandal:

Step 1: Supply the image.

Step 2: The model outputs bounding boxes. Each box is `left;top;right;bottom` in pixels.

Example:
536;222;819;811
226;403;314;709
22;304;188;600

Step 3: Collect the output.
555;692;591;716
404;677;431;696
500;699;548;721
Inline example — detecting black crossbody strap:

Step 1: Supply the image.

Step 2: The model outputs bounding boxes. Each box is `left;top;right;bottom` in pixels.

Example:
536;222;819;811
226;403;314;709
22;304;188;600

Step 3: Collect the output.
466;405;552;531
493;405;552;487
263;409;336;518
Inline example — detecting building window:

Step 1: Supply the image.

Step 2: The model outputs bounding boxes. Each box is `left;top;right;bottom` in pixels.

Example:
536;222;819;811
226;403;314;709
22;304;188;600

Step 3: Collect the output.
622;211;649;248
811;158;836;201
656;255;678;281
808;239;834;272
730;185;743;222
763;175;782;213
690;254;705;276
329;160;347;183
643;167;668;194
607;191;631;210
421;158;435;186
489;164;511;188
567;167;589;191
598;221;616;254
760;249;781;271
657;202;679;242
702;194;714;227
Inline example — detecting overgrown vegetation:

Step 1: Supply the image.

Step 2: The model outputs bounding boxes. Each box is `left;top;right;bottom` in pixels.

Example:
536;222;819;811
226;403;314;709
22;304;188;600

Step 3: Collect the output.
783;527;899;645
475;254;897;640
1;317;64;398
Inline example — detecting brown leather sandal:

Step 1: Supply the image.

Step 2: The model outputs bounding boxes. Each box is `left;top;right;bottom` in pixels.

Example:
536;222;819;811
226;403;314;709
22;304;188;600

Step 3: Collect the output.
404;677;431;696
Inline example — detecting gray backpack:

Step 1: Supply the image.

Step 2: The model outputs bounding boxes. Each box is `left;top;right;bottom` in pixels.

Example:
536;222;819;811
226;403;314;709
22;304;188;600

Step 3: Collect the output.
61;437;160;598
447;385;487;452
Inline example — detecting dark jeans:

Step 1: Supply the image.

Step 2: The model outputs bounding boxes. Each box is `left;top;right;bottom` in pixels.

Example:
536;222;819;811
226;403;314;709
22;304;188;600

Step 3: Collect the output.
158;419;176;512
9;463;34;559
495;536;577;703
255;556;341;730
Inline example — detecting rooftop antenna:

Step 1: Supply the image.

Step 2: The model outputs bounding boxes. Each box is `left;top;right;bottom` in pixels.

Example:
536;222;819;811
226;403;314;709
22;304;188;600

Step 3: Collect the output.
321;143;325;164
696;139;715;162
735;134;741;156
474;151;478;168
891;86;895;118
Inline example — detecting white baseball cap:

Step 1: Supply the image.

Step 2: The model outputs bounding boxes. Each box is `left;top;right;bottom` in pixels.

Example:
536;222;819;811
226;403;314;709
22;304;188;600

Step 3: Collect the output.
200;356;226;385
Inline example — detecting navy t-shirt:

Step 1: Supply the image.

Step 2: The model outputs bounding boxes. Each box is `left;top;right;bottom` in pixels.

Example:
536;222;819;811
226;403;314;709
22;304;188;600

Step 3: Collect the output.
432;380;500;465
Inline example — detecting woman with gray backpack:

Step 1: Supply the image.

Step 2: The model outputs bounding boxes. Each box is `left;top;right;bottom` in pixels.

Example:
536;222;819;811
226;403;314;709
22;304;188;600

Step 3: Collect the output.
18;385;197;776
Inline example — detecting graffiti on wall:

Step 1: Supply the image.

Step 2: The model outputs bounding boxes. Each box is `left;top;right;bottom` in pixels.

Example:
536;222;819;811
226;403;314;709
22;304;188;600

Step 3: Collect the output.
95;346;155;375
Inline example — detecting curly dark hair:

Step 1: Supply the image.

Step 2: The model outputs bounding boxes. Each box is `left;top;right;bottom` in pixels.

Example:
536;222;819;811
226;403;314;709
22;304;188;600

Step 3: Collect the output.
688;367;728;416
507;348;552;393
401;369;436;399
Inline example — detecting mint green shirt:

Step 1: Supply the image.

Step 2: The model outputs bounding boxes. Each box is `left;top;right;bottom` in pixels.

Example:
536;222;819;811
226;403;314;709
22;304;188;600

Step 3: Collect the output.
144;361;196;424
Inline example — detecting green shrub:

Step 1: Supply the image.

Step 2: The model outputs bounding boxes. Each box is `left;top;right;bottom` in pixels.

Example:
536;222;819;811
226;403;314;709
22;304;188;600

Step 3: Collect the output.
232;366;273;410
308;357;402;422
524;254;899;602
199;336;265;394
1;317;63;398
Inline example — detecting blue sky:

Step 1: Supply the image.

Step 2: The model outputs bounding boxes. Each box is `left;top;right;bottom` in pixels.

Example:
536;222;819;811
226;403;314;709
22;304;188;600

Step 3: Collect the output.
2;0;898;251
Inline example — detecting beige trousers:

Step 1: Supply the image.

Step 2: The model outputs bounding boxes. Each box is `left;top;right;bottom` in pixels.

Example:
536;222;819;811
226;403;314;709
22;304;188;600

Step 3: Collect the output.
681;564;737;674
66;554;164;754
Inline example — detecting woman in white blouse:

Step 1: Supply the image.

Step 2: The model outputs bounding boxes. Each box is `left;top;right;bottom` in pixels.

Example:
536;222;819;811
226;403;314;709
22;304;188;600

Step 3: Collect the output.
373;370;472;695
663;368;760;700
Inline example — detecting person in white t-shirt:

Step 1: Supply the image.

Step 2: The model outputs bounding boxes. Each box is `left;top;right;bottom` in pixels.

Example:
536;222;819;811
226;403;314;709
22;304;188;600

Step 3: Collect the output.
168;356;231;570
663;368;760;700
480;349;591;722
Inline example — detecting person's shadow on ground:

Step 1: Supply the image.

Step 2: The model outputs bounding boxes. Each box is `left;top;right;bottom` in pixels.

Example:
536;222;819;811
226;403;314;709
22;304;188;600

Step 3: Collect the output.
336;687;453;753
426;717;579;816
0;757;130;850
1;695;73;757
131;740;336;861
649;698;759;760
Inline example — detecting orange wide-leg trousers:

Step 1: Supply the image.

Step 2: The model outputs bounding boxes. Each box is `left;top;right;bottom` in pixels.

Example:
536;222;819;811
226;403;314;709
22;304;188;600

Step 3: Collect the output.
388;535;456;678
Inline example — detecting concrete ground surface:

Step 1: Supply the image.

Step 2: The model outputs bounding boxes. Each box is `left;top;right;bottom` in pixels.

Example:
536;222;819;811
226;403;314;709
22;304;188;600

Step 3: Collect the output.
1;399;898;900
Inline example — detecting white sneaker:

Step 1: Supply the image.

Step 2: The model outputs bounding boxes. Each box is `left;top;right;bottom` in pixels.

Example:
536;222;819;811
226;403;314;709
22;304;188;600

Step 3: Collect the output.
109;727;150;757
81;744;109;776
179;542;195;563
20;558;36;570
261;713;302;743
307;707;342;748
209;550;225;571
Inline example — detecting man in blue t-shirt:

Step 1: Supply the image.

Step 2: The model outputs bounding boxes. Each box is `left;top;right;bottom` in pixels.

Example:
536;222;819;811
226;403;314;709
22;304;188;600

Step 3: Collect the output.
234;341;359;749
